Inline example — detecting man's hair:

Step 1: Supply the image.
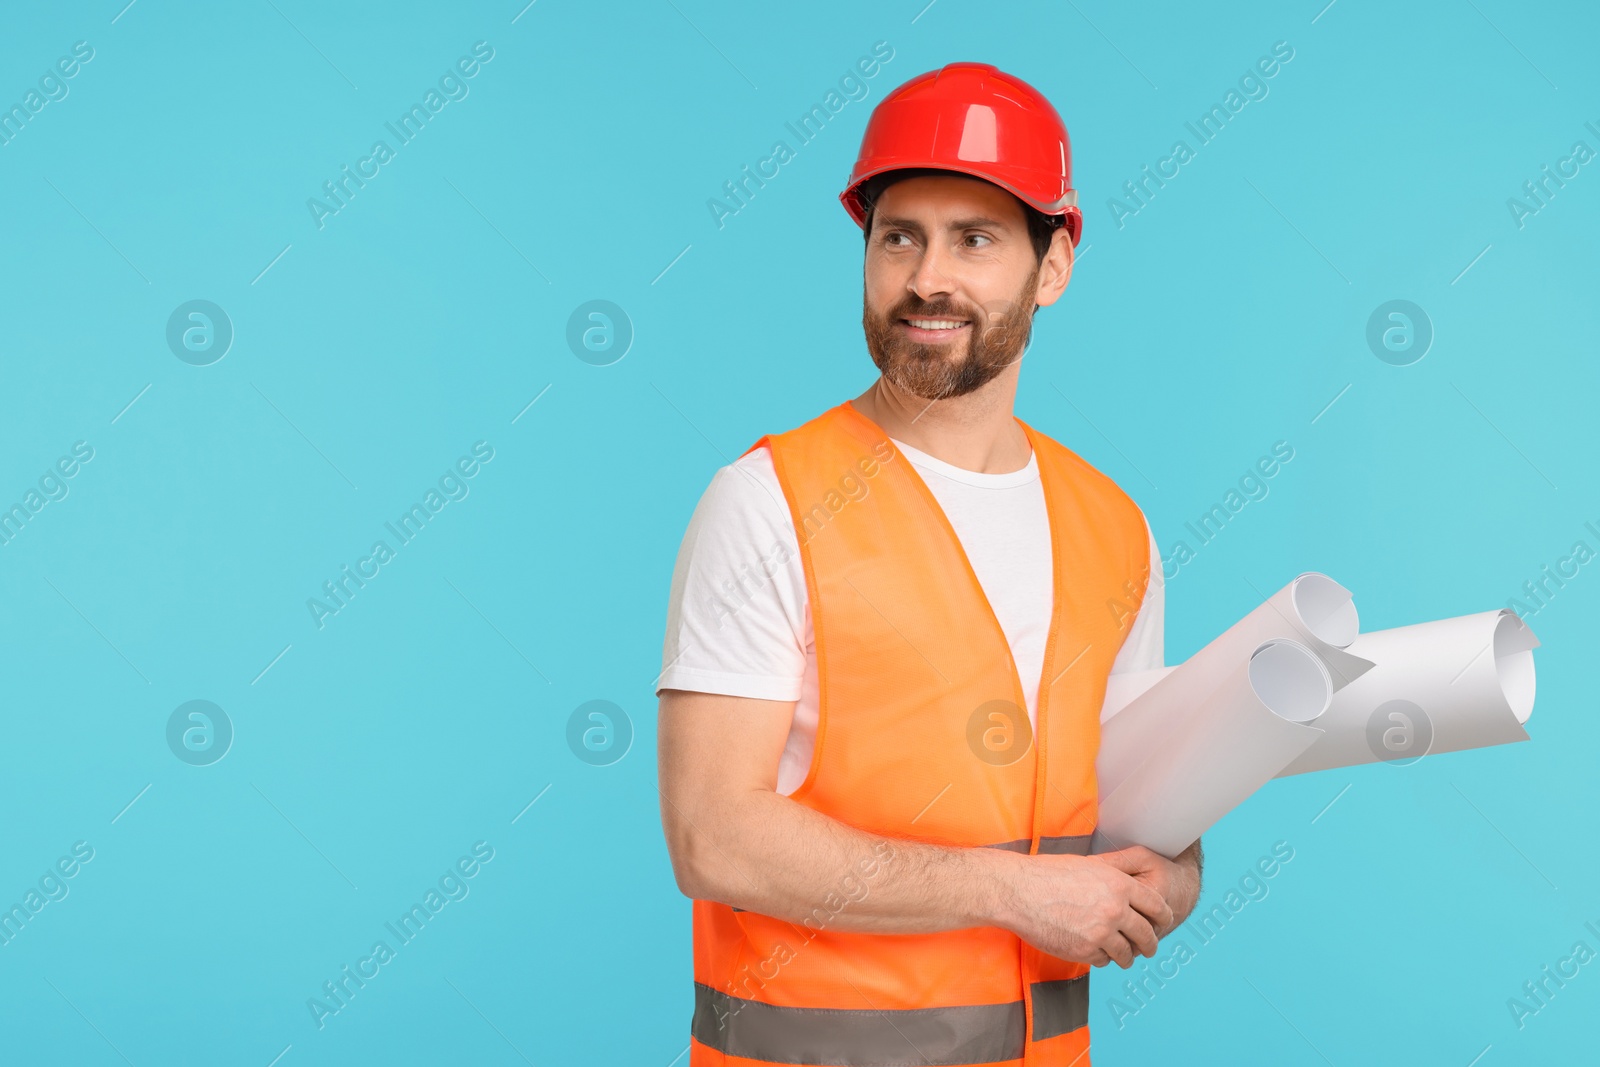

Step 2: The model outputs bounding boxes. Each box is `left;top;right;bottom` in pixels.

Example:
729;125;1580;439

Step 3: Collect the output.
858;168;1064;265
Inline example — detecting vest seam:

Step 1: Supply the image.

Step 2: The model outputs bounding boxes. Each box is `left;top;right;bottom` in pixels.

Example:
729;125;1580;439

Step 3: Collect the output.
1028;423;1152;666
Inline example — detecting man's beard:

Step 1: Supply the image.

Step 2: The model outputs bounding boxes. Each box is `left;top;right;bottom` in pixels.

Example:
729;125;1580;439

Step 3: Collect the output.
862;266;1039;401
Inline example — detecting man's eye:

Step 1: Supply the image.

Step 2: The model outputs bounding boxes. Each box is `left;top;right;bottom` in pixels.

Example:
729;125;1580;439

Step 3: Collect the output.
964;234;992;247
885;232;911;246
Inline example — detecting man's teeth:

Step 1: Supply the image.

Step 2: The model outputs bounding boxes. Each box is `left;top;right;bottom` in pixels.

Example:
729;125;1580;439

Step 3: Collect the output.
907;319;967;330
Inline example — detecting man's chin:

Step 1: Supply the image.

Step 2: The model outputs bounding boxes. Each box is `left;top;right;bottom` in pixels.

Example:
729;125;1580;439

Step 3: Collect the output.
885;342;967;365
880;367;962;400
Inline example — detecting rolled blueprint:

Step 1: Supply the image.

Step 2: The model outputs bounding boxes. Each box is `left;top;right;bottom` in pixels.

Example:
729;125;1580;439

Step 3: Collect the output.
1275;609;1538;776
1099;572;1375;738
1096;573;1370;798
1091;639;1331;859
1100;666;1176;724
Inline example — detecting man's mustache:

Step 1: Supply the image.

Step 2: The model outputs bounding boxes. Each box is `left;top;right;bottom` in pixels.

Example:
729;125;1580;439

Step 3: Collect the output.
888;299;977;321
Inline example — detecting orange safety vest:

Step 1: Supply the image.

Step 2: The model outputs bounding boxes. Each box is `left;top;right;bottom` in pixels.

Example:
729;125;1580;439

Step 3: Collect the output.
689;399;1151;1067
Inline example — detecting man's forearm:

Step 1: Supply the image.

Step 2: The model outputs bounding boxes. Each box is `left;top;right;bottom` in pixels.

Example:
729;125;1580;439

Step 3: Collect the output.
673;787;1018;936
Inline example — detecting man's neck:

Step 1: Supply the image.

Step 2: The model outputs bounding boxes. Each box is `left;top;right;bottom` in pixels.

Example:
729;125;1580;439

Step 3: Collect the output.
849;374;1031;476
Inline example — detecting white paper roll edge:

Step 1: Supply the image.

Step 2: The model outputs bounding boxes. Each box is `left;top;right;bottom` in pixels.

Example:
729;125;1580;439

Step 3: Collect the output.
1274;608;1539;777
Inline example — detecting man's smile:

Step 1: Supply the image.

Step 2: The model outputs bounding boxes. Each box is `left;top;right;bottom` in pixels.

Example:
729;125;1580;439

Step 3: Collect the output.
898;317;971;343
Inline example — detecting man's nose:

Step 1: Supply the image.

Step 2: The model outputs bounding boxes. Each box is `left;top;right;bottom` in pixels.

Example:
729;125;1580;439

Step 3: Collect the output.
907;242;957;302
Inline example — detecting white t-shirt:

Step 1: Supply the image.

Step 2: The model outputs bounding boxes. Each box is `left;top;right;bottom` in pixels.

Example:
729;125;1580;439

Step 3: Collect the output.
657;434;1164;797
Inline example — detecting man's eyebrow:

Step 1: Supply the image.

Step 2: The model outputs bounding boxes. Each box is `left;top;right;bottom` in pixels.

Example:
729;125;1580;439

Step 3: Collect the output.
874;215;924;234
875;215;1014;233
948;216;1013;231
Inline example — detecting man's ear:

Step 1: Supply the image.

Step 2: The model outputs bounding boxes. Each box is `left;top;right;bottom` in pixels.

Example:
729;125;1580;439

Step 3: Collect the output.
1032;227;1075;309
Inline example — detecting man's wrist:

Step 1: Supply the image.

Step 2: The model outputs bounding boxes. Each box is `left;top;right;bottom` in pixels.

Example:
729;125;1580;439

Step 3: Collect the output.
969;845;1023;931
1170;840;1203;926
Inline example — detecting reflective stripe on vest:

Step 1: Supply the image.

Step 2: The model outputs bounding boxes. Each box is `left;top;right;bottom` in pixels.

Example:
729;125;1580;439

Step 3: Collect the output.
691;975;1088;1064
991;833;1094;855
690;400;1150;1067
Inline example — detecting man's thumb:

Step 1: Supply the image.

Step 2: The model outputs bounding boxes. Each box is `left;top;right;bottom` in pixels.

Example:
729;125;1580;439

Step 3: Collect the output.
1092;846;1155;874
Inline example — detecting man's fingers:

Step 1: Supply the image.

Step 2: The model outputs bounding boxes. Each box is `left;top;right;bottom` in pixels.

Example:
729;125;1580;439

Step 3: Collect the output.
1120;906;1161;959
1127;877;1174;932
1103;931;1135;969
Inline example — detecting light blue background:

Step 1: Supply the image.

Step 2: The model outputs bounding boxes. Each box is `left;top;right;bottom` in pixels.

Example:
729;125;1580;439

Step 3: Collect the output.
1;0;1595;1063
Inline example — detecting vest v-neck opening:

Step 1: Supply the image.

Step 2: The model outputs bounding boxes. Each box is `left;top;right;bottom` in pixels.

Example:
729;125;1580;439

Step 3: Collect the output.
888;436;1039;490
839;400;1063;733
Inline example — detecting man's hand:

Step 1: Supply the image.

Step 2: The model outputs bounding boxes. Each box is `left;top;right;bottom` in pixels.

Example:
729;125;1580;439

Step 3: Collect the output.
1091;840;1203;938
991;852;1175;970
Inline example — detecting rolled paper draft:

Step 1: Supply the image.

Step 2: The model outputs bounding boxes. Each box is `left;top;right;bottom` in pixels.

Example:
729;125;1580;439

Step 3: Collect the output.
1275;609;1537;777
1099;572;1374;735
1092;639;1331;859
1095;573;1366;797
1188;572;1375;691
1100;666;1176;725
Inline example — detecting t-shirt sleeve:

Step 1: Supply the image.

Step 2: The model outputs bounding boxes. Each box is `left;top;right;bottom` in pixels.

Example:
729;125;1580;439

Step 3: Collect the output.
656;446;809;701
1109;511;1164;673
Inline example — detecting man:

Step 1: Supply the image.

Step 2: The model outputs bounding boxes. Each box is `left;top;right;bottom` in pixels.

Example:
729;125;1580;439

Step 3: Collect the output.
657;62;1202;1065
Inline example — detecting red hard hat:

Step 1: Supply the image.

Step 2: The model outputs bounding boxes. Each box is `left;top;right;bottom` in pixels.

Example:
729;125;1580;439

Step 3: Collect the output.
840;62;1082;247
